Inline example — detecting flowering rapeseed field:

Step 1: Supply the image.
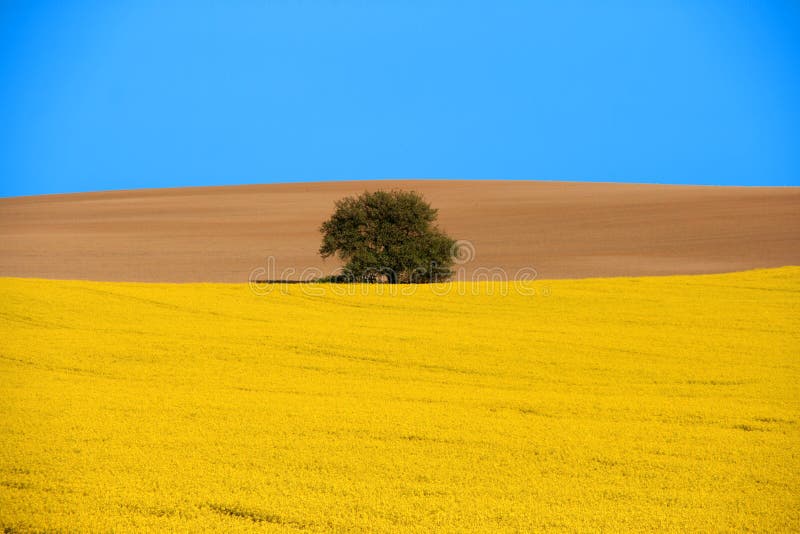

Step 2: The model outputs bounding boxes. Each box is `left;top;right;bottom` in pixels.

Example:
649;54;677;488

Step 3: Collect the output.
1;268;798;532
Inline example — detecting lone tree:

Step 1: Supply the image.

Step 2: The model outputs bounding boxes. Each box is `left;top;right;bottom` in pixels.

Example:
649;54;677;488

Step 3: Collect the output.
319;190;457;283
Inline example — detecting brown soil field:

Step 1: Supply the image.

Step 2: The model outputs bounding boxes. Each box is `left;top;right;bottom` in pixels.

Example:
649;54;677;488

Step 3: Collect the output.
0;180;798;282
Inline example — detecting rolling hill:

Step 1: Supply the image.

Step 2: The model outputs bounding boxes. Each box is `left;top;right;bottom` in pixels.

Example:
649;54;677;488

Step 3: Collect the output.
1;180;798;282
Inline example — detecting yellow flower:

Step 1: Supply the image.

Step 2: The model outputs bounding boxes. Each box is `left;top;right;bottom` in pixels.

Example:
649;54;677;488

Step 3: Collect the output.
1;268;798;531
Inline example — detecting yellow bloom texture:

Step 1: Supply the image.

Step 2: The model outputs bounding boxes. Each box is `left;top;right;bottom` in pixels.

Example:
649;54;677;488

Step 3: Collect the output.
1;268;798;532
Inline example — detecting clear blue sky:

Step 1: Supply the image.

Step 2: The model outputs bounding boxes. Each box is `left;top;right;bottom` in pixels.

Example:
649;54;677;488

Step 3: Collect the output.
1;1;798;196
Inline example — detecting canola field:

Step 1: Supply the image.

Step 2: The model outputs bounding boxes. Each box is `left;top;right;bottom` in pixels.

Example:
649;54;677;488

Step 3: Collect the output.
1;268;798;532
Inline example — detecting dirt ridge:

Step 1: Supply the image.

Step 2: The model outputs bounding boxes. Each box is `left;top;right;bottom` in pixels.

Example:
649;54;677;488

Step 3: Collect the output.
1;180;798;282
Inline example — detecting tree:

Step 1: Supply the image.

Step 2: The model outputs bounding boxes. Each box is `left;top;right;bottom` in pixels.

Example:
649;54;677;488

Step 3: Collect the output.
319;190;457;283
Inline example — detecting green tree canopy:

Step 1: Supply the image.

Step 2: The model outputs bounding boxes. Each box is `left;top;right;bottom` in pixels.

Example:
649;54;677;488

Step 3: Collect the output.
319;190;457;283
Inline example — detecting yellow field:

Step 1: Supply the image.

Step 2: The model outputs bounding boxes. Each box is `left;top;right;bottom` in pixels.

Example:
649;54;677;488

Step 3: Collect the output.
1;268;798;532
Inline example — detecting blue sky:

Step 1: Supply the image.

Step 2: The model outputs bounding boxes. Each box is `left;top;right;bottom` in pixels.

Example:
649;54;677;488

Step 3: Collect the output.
1;1;798;196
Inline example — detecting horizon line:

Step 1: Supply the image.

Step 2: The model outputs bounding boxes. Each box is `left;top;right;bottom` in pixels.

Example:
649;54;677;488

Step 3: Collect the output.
3;176;799;200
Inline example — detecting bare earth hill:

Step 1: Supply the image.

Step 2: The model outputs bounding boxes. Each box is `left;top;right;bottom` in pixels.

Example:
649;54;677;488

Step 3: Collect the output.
0;180;798;282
